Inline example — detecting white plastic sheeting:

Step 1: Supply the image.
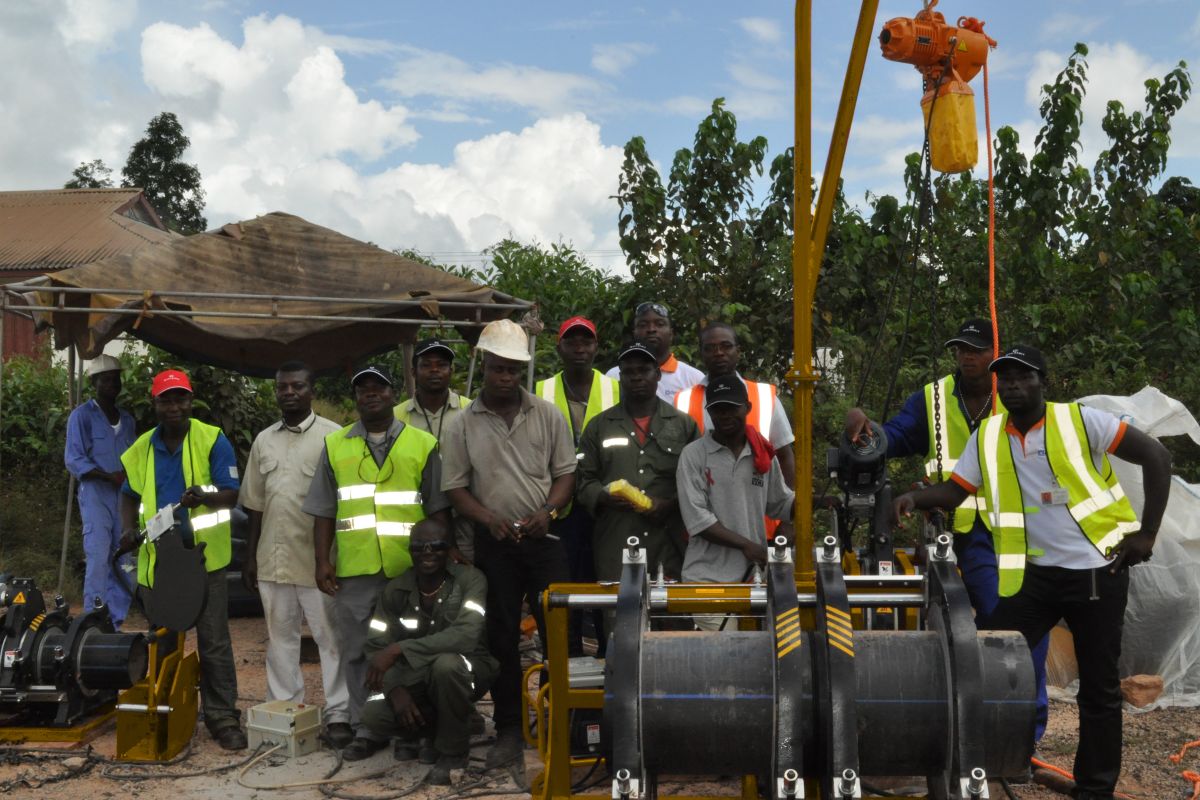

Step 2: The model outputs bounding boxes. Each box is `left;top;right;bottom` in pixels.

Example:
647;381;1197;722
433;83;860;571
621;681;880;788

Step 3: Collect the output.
1077;386;1200;708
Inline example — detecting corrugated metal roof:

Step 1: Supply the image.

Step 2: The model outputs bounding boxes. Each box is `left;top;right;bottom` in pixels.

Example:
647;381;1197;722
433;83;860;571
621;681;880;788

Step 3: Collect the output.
0;189;176;272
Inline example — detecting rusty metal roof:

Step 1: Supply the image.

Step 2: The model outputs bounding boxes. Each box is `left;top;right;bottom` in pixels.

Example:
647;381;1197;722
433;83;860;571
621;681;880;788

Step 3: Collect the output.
0;189;175;273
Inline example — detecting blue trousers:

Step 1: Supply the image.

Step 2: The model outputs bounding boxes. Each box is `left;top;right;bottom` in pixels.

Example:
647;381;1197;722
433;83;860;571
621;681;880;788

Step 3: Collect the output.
955;524;1049;742
78;481;133;626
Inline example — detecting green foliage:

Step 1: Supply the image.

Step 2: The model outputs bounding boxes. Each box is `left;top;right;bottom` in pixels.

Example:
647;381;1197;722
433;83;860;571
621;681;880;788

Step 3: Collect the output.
64;158;114;189
617;98;792;380
0;349;71;476
121;111;207;234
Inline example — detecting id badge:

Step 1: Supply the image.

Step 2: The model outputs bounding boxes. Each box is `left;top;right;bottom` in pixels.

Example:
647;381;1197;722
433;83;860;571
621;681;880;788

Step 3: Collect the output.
1040;487;1069;506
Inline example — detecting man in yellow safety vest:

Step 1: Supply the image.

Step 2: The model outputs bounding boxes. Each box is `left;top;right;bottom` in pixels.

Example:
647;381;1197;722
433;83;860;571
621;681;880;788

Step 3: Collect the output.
118;369;246;750
535;315;619;655
304;364;451;760
894;344;1172;800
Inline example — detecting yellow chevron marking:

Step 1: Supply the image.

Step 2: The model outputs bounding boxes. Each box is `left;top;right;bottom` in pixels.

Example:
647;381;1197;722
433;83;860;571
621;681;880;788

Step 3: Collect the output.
776;607;799;624
776;630;802;651
827;629;854;649
29;613;45;632
775;618;800;637
829;639;855;658
777;640;802;659
826;605;851;622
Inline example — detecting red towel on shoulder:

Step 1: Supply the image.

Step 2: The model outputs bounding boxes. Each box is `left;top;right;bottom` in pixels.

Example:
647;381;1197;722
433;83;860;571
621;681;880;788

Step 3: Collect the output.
746;425;776;475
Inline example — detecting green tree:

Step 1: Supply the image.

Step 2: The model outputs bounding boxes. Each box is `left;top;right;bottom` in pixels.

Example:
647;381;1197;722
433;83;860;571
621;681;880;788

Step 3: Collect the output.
64;158;114;189
617;98;795;380
122;112;207;234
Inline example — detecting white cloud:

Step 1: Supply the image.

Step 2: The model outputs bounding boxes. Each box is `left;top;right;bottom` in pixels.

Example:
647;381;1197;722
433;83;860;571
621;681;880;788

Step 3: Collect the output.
57;0;137;47
737;17;783;45
591;42;654;76
382;47;608;114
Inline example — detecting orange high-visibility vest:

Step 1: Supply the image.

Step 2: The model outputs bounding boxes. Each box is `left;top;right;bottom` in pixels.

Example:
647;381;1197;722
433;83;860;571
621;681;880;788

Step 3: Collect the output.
674;379;777;436
675;379;783;536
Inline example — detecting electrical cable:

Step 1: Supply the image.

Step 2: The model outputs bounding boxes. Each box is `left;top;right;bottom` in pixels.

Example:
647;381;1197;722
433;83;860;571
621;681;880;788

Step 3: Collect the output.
998;777;1019;800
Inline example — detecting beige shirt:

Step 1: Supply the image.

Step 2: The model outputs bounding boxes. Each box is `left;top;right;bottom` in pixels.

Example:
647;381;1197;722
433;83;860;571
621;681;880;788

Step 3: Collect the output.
440;390;577;521
394;390;470;440
240;412;341;586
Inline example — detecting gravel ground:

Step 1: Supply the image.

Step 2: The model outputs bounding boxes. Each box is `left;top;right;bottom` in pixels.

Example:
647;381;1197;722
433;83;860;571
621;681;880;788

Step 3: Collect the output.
2;613;1198;800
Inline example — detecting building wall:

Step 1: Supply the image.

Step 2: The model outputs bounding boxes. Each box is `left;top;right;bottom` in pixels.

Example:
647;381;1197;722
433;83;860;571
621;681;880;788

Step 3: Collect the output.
1;271;48;362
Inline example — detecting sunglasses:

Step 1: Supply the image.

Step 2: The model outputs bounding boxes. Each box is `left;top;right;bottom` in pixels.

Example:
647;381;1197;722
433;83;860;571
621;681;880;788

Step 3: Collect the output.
409;540;452;554
635;301;670;320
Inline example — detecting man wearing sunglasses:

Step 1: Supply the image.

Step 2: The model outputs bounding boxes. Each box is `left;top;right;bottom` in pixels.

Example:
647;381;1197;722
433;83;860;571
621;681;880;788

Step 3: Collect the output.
358;518;497;784
605;302;703;402
305;364;451;760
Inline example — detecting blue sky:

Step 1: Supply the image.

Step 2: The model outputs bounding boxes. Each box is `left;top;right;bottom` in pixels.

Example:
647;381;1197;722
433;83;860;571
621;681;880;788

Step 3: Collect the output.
3;1;1197;273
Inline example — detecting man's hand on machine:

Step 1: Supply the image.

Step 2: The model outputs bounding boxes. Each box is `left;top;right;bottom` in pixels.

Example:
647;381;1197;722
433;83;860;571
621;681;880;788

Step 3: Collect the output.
844;408;874;445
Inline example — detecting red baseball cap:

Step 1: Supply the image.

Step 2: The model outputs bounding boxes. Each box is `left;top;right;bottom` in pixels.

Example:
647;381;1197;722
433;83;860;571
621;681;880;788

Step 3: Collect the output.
558;316;597;340
151;369;193;397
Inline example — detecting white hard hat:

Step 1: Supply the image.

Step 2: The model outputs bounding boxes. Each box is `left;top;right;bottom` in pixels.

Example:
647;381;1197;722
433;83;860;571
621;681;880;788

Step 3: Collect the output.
476;319;530;362
86;354;122;377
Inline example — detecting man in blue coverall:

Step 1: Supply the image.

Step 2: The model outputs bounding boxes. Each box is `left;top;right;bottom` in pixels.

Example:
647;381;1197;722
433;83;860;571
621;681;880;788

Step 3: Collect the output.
845;318;1050;742
64;354;136;627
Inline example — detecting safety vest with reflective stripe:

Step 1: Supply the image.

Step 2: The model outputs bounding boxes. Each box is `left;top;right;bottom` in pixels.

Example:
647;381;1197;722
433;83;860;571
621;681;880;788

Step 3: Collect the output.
121;419;233;587
977;402;1138;597
674;379;776;436
925;375;1007;533
535;370;619;442
327;423;437;578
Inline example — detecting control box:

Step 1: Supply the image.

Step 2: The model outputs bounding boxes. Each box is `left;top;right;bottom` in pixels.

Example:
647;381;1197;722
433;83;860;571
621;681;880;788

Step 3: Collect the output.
246;700;323;758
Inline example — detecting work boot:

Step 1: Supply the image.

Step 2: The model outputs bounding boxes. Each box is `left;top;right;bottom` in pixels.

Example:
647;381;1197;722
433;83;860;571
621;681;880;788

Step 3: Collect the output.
394;739;420;761
484;728;524;770
325;722;354;749
427;753;468;785
342;737;387;761
418;738;438;764
213;726;248;751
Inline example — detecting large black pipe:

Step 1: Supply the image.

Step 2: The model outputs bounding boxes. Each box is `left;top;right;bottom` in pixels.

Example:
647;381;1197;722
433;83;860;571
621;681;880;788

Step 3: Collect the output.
632;628;1034;780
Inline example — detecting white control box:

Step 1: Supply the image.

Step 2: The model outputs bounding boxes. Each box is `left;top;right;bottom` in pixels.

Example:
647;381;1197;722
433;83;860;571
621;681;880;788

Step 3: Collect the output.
246;700;323;758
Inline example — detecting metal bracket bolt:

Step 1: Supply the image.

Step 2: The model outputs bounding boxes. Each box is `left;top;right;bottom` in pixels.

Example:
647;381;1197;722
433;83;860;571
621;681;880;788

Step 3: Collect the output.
933;533;952;561
820;535;840;563
838;768;861;798
613;768;639;800
965;767;988;798
778;767;803;798
623;536;646;565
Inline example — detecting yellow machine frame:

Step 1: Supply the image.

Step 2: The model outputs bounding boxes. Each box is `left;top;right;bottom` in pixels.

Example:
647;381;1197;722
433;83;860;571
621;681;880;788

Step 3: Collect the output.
116;629;199;762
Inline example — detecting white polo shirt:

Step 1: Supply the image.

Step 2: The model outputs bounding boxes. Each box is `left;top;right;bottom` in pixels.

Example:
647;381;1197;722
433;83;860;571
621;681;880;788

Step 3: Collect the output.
952;405;1128;570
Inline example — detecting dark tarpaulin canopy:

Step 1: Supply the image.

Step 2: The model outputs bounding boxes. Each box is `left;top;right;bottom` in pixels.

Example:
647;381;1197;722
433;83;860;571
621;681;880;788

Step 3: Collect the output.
32;212;530;376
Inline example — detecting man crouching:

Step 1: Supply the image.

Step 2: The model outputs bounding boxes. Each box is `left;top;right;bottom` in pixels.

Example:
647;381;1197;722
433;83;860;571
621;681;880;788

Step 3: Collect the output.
355;518;498;784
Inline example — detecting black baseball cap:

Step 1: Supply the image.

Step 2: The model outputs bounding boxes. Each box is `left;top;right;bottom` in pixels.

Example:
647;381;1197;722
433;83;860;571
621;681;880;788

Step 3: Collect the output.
945;318;994;350
351;364;394;386
617;341;658;364
705;374;749;408
413;339;455;364
989;345;1047;376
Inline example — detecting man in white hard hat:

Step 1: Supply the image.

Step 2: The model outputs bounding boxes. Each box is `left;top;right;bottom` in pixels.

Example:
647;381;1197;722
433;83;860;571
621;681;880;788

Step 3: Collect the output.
440;319;577;770
64;354;136;627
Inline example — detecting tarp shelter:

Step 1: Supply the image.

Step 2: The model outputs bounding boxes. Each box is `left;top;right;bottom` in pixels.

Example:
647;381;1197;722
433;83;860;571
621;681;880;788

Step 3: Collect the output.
13;211;531;377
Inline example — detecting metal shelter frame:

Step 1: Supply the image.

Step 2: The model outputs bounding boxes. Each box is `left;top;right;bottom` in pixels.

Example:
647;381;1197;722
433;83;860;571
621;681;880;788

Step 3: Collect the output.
0;277;536;592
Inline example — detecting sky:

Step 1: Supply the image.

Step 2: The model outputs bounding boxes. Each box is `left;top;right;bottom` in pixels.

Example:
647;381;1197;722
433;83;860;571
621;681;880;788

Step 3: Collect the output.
3;1;1197;275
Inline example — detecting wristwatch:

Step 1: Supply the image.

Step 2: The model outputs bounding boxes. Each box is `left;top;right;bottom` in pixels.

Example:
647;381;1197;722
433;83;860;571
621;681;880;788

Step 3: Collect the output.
542;503;560;521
